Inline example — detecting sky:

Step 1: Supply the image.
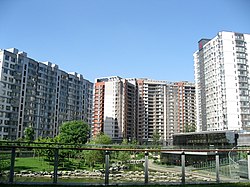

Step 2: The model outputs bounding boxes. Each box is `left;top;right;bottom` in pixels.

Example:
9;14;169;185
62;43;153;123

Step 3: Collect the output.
0;0;249;82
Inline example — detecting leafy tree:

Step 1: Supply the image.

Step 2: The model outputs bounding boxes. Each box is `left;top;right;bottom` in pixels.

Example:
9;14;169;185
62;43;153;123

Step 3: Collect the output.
58;120;90;144
83;133;112;168
83;150;95;168
92;133;112;145
34;137;57;162
35;137;72;168
0;154;10;173
116;139;131;163
24;126;35;142
152;131;161;146
34;121;90;169
117;151;130;163
185;123;196;133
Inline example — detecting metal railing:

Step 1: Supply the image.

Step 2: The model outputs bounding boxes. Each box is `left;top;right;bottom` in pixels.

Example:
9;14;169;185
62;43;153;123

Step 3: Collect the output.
1;143;250;185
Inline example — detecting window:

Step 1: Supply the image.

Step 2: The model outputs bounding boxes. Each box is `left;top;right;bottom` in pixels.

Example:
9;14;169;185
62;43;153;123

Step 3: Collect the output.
9;78;14;83
3;68;8;74
10;64;15;69
5;55;9;60
9;70;14;76
4;62;9;67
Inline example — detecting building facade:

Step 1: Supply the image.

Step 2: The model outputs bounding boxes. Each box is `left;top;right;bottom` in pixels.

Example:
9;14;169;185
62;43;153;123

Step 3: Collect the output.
92;76;137;142
137;79;196;145
176;82;196;133
194;31;250;132
92;77;196;145
137;79;168;144
0;48;93;140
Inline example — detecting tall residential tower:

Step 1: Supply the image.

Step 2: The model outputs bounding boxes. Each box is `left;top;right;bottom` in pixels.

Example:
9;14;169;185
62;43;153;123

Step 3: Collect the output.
92;76;137;141
194;31;250;132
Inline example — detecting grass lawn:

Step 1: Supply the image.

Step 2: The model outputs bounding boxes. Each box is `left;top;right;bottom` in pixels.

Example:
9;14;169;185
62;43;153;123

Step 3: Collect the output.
15;157;53;172
14;157;104;172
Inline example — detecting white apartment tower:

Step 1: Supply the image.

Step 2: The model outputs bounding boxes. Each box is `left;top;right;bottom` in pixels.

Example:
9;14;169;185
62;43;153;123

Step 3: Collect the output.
0;48;93;140
194;31;250;132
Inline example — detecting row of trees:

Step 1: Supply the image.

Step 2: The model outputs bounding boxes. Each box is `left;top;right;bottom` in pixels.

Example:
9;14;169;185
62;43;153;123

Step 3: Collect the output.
1;120;195;172
34;132;114;169
24;121;196;144
23;120;90;144
25;121;136;170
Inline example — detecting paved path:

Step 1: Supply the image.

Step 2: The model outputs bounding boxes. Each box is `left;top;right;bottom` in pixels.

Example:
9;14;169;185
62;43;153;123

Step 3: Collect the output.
147;159;237;182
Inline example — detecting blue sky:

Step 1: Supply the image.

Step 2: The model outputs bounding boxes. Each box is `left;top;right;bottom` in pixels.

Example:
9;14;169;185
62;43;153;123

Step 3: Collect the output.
1;0;249;82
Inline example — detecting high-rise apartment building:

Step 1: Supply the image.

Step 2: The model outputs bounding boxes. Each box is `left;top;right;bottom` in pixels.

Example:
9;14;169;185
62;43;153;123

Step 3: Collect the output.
194;31;250;132
137;79;196;145
176;82;196;133
92;76;137;141
93;76;196;145
0;48;93;140
137;79;168;144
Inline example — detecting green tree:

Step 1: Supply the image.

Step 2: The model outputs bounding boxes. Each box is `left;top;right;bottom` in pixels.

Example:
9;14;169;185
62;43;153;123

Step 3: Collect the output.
185;123;196;133
35;121;90;169
24;126;35;142
0;154;10;173
58;120;90;144
152;131;161;146
34;137;56;162
117;139;131;163
92;133;112;145
83;133;112;168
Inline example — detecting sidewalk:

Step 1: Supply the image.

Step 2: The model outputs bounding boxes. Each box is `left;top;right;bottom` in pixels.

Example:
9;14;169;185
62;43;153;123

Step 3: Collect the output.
147;159;238;182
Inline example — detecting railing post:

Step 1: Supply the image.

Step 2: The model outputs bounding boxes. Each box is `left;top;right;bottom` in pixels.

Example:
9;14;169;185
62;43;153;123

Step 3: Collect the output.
181;151;185;184
53;148;59;184
105;150;110;185
215;150;220;183
248;151;250;180
144;151;149;184
9;147;16;183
